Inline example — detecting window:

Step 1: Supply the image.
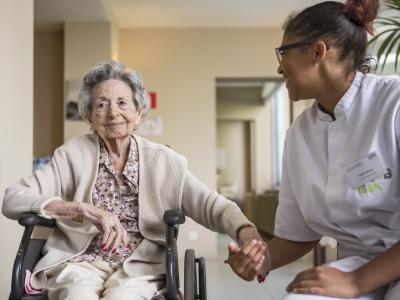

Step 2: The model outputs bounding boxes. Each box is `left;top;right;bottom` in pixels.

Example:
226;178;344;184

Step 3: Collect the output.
267;83;290;188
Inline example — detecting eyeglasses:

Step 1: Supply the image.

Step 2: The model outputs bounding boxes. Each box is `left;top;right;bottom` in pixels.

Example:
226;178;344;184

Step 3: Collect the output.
275;40;329;64
93;97;133;114
275;40;314;64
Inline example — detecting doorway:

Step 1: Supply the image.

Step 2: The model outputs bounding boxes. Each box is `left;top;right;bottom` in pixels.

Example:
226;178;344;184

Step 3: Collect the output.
216;120;252;210
215;77;287;222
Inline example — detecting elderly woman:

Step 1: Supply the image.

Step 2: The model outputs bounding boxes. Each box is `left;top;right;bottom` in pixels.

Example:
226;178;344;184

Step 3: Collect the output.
3;61;266;300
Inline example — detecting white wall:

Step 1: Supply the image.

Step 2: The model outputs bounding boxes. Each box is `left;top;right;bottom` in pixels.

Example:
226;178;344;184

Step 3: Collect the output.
292;100;314;120
34;30;64;157
0;0;34;297
120;28;282;189
64;22;113;141
119;28;283;257
217;98;273;194
217;121;248;202
111;21;120;61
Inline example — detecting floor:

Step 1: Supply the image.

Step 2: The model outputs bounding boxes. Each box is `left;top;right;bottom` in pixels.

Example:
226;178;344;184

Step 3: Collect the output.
205;255;311;300
179;234;323;300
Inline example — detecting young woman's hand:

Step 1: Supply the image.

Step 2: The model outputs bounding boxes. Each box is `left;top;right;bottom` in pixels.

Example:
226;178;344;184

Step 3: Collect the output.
287;266;360;298
224;239;267;281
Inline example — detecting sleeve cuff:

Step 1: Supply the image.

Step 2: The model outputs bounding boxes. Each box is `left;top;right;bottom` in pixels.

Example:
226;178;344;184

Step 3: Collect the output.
222;204;256;240
236;224;259;242
31;197;62;219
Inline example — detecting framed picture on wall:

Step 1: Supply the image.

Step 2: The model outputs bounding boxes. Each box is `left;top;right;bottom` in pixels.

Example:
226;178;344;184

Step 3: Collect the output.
66;80;83;120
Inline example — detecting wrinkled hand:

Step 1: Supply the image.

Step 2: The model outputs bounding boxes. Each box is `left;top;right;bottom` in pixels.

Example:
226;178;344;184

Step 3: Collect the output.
287;266;360;298
44;201;129;252
224;239;266;281
79;203;129;252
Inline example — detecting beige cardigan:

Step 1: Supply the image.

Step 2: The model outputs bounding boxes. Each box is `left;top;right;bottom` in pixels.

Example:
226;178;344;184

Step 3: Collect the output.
2;134;252;288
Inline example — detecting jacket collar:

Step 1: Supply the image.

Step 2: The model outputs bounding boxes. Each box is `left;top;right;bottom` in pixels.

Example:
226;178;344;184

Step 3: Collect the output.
317;71;364;122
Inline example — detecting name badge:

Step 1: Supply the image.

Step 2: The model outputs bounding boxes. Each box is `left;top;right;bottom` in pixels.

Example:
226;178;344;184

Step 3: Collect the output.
345;152;386;188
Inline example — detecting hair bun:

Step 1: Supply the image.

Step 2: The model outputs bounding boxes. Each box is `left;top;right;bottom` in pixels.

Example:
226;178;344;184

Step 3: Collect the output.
343;0;380;34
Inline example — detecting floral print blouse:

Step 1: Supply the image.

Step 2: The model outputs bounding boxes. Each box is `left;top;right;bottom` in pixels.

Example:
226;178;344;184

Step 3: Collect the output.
70;136;143;270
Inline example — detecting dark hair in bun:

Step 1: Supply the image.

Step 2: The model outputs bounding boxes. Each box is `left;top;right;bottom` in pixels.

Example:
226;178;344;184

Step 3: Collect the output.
283;0;380;73
343;0;379;35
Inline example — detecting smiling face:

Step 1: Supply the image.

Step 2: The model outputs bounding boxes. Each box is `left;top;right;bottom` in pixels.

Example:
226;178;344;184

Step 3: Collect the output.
89;79;141;143
277;34;319;101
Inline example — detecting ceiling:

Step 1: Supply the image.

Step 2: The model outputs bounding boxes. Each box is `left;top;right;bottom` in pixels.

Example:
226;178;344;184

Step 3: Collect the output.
35;0;110;31
107;0;326;28
35;0;351;30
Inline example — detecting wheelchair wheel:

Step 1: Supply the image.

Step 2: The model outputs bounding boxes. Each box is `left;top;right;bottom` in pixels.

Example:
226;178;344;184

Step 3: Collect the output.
184;249;196;300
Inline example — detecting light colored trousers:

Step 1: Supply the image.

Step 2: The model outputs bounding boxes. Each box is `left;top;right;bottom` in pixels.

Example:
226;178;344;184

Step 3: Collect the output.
45;259;164;300
282;256;400;300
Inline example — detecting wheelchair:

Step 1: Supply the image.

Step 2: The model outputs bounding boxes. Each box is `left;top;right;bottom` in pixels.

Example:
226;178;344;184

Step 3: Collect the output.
9;210;206;300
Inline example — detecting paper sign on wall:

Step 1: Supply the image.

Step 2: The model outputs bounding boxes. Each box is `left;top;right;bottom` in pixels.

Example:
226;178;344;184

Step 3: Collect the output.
136;116;163;136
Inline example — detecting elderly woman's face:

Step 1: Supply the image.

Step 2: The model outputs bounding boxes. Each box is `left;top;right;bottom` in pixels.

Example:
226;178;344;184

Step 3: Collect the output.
89;79;141;141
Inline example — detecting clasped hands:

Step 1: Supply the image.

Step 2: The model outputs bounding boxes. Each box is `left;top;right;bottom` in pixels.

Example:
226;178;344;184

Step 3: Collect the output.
224;226;270;281
224;231;361;298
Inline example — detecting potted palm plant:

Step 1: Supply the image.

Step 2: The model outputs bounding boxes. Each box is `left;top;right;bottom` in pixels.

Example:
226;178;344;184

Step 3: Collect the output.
368;0;400;72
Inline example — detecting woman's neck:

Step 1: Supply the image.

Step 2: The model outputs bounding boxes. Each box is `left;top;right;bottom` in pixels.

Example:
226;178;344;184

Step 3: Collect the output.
102;136;130;160
102;136;130;181
317;69;356;115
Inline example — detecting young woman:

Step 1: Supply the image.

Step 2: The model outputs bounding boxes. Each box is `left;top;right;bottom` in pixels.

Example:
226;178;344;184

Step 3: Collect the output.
228;0;400;299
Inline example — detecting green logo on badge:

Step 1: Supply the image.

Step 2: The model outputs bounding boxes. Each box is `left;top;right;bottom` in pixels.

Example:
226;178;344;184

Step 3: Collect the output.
356;168;391;195
357;181;382;194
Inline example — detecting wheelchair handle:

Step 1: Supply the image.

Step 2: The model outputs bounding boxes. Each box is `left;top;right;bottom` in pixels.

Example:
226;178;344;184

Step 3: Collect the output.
164;210;185;300
163;209;185;226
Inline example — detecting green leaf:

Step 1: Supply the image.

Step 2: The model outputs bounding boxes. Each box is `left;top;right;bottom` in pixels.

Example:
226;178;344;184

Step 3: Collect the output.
370;0;400;72
395;43;400;71
380;32;400;71
377;32;396;64
375;21;398;27
386;2;400;10
376;32;396;71
385;0;400;10
376;17;400;27
386;3;400;10
368;28;399;45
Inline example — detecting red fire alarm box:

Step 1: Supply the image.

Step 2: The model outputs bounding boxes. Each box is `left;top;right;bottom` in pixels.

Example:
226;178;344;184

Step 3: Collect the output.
149;92;157;109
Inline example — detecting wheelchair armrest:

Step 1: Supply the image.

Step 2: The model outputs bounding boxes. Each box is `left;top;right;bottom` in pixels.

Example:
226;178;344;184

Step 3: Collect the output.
11;213;55;300
18;212;56;228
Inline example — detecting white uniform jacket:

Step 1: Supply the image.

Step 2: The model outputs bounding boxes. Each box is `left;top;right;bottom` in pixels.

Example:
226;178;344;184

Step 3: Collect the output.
275;71;400;259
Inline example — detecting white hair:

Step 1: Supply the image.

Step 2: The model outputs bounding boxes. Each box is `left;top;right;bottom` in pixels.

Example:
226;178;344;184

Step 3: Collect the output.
77;61;149;121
